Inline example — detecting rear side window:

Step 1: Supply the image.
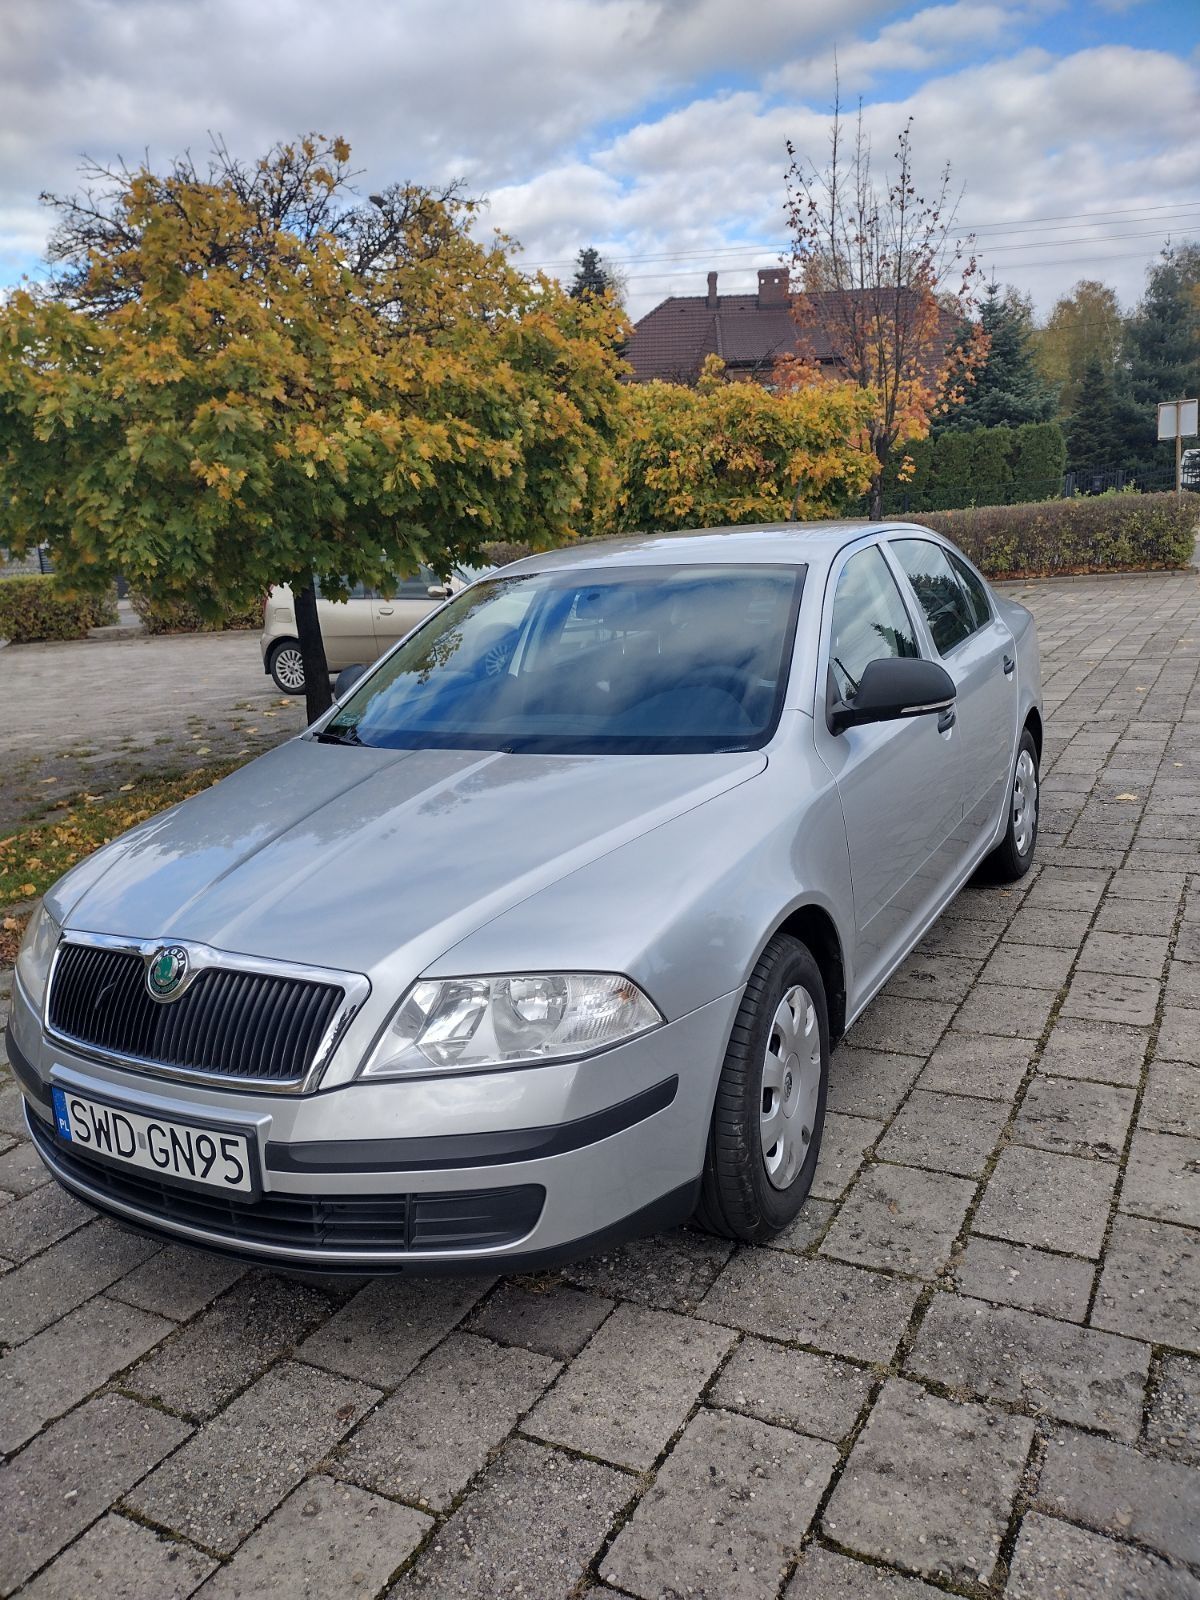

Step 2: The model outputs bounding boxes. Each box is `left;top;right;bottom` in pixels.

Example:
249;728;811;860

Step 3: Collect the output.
949;552;991;628
828;546;920;702
890;539;976;655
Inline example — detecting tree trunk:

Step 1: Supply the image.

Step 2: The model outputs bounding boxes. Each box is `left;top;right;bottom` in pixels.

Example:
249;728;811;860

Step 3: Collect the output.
869;470;884;521
293;575;333;725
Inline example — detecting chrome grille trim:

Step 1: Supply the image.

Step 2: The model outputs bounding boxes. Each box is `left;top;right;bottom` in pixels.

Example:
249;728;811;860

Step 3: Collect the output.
44;931;370;1095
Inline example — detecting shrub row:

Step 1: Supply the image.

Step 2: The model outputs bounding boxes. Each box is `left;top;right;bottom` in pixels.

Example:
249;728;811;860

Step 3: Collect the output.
0;575;117;643
129;591;264;635
881;421;1067;513
916;491;1197;580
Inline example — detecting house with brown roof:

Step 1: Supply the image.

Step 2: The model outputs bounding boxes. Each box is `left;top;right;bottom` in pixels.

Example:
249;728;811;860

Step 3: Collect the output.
625;267;957;386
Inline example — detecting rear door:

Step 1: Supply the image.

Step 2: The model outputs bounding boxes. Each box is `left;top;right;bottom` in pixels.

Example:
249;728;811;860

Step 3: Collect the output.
813;541;967;996
373;570;440;651
316;581;376;669
888;537;1017;855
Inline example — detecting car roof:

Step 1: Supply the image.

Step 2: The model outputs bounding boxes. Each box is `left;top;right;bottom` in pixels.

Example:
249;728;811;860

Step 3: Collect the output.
505;521;941;576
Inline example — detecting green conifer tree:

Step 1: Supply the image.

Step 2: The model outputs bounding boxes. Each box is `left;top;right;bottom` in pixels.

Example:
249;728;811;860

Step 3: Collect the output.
943;284;1056;431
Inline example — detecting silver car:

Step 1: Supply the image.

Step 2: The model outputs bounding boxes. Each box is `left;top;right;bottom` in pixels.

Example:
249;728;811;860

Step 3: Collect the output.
10;523;1041;1269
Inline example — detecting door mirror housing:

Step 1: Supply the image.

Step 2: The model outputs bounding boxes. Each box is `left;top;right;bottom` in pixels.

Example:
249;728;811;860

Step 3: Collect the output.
427;582;452;599
828;656;956;735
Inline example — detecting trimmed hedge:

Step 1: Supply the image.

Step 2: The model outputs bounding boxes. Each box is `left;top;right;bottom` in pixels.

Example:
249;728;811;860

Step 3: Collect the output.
883;420;1067;513
0;576;117;643
130;592;264;635
916;492;1197;580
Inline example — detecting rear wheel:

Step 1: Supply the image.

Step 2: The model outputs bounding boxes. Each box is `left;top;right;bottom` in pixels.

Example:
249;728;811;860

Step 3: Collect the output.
695;934;829;1243
986;727;1039;881
268;639;306;695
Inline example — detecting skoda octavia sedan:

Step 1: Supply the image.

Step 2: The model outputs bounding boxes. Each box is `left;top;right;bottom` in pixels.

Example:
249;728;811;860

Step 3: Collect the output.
10;524;1041;1269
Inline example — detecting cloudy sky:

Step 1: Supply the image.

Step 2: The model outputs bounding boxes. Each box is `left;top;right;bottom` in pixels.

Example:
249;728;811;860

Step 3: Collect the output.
2;0;1197;321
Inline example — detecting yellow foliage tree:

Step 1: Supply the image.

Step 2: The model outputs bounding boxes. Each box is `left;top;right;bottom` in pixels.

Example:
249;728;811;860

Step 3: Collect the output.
0;136;627;720
616;358;875;531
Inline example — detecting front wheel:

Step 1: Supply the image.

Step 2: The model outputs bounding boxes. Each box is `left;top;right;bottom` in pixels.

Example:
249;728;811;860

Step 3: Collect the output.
986;727;1039;881
268;639;306;695
694;934;829;1243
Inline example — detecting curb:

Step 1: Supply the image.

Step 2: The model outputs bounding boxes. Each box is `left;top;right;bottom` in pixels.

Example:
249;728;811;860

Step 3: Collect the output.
994;566;1198;590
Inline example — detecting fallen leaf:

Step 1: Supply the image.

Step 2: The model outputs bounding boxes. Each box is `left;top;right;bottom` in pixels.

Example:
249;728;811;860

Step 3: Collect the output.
17;882;36;897
1114;793;1139;802
119;782;135;792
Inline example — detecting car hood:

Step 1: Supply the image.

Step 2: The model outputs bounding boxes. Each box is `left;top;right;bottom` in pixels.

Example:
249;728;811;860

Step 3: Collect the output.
53;738;766;978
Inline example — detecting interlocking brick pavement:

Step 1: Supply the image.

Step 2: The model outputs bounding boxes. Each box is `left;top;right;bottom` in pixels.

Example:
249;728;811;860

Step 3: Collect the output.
3;568;1200;1598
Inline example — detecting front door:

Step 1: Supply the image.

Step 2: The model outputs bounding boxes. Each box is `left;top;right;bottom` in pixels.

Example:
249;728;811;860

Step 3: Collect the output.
813;543;966;998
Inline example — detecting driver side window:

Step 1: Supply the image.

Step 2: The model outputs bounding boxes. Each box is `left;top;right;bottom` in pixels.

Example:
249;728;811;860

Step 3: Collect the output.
828;546;920;702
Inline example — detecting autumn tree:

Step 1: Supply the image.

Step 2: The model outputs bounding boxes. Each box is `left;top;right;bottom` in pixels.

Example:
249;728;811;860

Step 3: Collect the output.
616;357;874;531
782;100;983;516
0;136;627;722
1034;279;1123;418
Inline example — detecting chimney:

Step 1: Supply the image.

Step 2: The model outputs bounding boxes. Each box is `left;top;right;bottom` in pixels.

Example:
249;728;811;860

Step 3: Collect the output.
757;267;788;307
707;271;718;307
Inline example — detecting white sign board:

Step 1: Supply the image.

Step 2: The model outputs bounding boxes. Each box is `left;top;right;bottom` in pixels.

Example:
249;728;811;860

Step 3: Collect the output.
1158;398;1199;440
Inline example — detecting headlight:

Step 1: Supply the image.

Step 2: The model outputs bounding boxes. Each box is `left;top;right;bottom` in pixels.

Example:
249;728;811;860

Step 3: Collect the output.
360;972;663;1079
15;902;61;1009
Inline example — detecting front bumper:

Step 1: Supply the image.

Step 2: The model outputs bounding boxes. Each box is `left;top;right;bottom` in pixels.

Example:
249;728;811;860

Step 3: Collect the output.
7;981;740;1270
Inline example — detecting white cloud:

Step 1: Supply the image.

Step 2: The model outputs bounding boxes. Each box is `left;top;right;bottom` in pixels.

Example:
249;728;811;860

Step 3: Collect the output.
768;3;1020;96
0;0;1197;322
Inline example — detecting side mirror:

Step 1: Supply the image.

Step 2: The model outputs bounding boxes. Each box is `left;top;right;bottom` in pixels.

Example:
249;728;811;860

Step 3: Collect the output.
828;656;955;735
334;663;368;699
427;582;452;599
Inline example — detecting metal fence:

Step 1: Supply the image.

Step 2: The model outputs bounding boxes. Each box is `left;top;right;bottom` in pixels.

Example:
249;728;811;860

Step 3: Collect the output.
0;546;52;578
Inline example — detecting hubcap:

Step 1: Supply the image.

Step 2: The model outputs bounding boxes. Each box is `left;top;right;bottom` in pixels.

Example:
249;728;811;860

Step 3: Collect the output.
759;983;822;1190
1012;748;1038;857
274;647;306;692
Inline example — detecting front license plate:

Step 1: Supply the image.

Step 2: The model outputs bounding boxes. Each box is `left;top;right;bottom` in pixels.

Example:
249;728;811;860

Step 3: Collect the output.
51;1086;254;1195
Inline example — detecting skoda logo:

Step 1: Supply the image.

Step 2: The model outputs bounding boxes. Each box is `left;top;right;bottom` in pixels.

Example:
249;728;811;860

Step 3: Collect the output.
147;945;189;1001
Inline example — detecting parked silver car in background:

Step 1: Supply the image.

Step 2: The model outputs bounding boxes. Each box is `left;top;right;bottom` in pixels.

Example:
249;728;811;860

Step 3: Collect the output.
11;522;1041;1268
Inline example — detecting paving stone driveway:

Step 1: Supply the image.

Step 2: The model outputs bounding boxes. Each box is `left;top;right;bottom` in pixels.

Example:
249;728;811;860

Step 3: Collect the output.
2;568;1200;1599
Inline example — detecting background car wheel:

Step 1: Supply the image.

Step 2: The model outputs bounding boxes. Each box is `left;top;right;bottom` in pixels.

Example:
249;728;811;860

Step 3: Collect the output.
695;933;829;1244
985;727;1039;881
268;640;306;695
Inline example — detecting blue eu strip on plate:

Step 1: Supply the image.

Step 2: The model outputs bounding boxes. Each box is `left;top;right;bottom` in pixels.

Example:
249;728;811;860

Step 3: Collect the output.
52;1086;73;1140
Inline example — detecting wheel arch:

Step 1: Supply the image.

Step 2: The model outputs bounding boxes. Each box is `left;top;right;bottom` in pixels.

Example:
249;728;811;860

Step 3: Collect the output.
1023;705;1043;761
765;902;848;1047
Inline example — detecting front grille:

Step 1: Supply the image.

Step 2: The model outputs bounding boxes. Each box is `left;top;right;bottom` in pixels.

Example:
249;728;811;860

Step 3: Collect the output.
29;1111;545;1256
48;942;344;1084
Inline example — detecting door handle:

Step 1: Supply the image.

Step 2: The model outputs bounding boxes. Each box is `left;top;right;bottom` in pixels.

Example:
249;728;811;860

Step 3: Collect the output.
937;707;956;733
377;607;395;616
1002;654;1015;676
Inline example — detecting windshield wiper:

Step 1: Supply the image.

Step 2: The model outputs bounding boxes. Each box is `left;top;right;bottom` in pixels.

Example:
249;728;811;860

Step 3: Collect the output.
311;725;362;746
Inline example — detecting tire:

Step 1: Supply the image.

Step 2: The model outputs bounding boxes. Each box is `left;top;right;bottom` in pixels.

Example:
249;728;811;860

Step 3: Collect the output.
986;727;1039;882
695;934;830;1243
268;639;306;696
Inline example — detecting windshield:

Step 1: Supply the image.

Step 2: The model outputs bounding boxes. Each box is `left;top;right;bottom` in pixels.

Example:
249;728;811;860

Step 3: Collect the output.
321;562;805;755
